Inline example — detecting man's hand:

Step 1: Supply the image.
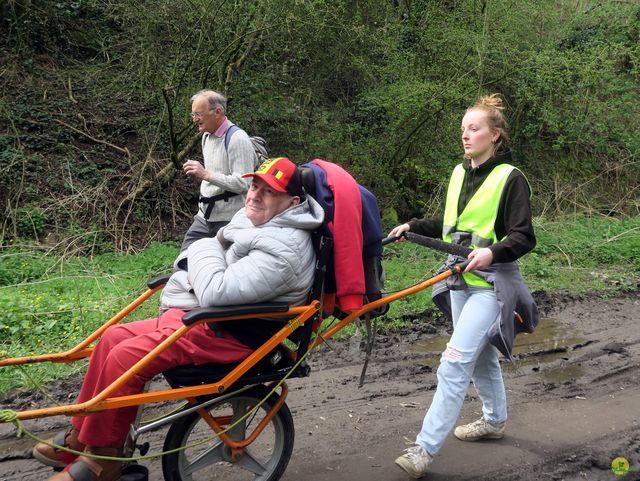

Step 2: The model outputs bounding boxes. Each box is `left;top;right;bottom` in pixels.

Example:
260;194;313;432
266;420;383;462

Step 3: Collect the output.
465;247;493;272
183;159;211;182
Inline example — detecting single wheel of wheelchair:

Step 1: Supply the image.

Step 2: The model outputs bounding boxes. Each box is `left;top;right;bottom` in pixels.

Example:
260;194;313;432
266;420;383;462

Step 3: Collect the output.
162;385;295;481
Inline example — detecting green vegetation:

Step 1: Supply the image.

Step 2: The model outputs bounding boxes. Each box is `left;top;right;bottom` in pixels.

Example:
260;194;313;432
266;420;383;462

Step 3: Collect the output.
1;1;639;249
1;215;638;393
521;216;640;290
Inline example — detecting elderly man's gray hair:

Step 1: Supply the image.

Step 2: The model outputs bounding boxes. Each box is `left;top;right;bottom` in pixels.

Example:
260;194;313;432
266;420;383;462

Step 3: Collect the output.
191;90;227;113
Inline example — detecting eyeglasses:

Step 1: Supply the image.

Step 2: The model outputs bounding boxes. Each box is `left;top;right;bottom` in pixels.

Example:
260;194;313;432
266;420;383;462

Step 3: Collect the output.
191;109;218;119
191;105;223;119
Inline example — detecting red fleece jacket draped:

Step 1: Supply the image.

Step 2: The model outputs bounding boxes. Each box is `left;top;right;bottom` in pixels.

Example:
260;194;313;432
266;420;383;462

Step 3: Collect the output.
312;159;364;311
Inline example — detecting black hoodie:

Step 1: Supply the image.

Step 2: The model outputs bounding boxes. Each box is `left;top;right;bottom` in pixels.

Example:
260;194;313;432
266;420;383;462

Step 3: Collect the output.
407;150;536;263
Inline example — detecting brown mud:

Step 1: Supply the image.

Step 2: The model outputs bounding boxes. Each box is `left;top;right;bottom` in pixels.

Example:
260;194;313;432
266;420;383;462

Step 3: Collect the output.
1;291;639;481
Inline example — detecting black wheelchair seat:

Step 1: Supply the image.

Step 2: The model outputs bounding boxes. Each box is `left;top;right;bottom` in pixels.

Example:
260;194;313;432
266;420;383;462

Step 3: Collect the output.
163;344;311;389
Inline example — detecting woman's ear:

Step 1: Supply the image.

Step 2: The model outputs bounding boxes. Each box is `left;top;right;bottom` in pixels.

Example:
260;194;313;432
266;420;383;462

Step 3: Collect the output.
290;196;301;206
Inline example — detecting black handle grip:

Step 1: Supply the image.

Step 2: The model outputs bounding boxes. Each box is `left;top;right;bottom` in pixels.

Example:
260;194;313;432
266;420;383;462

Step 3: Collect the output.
381;235;401;246
405;233;473;258
454;259;472;273
147;274;171;289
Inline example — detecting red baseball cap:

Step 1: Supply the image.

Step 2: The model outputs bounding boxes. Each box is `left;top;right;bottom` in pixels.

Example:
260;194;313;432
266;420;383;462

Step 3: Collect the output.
243;157;302;196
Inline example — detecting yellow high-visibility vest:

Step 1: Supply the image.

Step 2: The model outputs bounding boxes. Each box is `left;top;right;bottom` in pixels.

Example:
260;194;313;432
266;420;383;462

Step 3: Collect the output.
442;163;518;287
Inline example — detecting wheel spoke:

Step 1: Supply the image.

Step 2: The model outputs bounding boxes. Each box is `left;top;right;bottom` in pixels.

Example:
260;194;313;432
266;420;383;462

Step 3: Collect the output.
234;448;269;475
228;399;249;440
181;439;226;476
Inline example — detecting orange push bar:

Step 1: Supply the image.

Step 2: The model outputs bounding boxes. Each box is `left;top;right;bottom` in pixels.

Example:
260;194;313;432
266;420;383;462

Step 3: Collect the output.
0;285;164;367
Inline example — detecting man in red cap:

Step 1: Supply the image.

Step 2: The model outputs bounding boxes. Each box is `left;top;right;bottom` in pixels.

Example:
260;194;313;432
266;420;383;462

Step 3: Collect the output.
242;157;304;225
34;158;324;481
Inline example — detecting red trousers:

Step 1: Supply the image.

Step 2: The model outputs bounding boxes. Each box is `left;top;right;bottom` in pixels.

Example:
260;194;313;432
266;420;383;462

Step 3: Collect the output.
71;308;253;448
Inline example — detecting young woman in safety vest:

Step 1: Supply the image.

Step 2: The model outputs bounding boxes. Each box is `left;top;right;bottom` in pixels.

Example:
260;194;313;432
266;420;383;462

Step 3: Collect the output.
389;93;536;478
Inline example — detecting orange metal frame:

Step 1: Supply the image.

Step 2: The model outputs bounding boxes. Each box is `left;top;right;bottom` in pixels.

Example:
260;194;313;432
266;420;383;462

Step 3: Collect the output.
190;381;289;454
0;264;463;450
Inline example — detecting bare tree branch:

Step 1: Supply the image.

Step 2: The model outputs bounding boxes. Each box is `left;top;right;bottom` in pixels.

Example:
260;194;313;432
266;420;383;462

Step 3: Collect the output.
224;28;261;96
120;132;201;204
54;119;131;159
162;87;180;169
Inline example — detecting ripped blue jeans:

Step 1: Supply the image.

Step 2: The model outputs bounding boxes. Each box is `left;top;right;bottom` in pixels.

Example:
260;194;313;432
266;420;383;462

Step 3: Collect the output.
416;287;506;455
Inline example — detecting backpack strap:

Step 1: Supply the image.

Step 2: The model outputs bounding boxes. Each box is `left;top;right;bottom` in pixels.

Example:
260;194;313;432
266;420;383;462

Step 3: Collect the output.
200;191;239;219
225;125;267;168
224;125;240;151
201;132;210;151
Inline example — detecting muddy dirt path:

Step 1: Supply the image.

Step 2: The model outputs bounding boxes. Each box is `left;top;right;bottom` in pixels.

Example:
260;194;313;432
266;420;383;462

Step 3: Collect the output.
1;291;639;481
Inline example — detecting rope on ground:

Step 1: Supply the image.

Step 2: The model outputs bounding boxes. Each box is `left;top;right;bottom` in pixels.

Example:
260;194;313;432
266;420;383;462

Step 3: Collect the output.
0;409;18;423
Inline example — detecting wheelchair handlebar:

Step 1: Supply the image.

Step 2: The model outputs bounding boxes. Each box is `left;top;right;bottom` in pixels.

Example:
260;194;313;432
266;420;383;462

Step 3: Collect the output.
381;235;401;246
383;234;475;273
147;274;171;290
454;259;472;273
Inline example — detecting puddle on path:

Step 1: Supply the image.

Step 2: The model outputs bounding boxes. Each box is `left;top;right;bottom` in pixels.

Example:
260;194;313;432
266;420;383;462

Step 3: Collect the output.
511;317;585;356
539;364;585;383
0;435;33;457
410;318;587;382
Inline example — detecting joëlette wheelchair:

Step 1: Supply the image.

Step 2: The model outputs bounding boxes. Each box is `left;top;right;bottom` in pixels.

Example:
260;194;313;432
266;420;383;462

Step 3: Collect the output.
0;171;470;481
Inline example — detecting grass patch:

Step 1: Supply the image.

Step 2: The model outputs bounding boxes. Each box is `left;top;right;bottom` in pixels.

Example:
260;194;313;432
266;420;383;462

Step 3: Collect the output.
0;215;638;393
0;242;179;392
521;215;640;291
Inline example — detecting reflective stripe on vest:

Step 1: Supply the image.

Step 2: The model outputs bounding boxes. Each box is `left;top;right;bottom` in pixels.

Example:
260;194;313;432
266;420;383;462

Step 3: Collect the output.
442;163;517;287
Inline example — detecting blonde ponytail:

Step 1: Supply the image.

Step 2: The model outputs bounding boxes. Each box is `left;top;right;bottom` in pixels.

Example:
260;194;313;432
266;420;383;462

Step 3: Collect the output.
476;93;505;111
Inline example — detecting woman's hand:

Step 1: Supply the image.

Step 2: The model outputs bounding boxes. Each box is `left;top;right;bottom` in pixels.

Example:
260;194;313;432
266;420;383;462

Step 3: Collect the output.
465;247;493;272
388;223;410;241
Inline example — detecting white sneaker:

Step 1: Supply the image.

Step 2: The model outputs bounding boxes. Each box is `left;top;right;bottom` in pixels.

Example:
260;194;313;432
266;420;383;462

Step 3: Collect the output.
454;418;505;441
395;444;433;478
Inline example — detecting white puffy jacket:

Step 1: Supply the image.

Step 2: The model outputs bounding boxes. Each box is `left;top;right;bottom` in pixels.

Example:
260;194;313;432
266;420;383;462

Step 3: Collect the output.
160;196;325;311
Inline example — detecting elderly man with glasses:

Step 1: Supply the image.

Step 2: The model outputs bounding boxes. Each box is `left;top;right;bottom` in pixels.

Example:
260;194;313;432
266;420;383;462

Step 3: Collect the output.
181;89;258;251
